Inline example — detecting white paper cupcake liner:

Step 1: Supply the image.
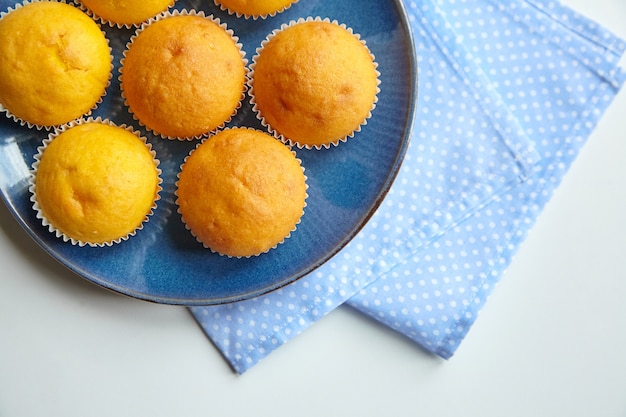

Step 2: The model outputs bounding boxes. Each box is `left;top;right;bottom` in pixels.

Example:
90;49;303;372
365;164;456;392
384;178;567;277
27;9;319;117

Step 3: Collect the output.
248;16;381;150
75;0;178;28
212;0;299;20
119;9;248;141
174;127;308;258
29;117;163;247
0;0;113;130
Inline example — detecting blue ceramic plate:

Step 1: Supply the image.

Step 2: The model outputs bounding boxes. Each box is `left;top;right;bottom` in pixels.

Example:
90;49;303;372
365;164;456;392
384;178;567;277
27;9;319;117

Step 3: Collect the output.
0;0;416;305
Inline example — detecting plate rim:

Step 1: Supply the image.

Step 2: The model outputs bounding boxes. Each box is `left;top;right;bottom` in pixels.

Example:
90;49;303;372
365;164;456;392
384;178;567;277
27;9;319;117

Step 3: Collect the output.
0;0;418;305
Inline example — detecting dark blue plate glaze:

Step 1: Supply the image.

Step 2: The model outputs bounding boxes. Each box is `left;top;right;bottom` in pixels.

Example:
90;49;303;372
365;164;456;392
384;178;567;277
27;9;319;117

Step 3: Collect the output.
0;0;417;305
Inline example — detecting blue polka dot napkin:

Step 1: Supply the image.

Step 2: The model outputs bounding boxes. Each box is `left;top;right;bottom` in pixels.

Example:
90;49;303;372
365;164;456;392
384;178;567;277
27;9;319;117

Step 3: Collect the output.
190;0;626;374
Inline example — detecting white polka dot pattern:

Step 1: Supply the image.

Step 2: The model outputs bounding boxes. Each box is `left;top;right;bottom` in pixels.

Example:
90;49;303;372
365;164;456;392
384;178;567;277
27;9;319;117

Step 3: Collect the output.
190;0;626;373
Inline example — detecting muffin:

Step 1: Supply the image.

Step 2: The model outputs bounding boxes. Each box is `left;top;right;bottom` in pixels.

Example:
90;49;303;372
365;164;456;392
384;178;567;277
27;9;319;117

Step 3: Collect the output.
250;17;380;149
77;0;177;27
213;0;298;19
176;127;307;258
120;11;247;139
30;119;162;246
0;1;112;128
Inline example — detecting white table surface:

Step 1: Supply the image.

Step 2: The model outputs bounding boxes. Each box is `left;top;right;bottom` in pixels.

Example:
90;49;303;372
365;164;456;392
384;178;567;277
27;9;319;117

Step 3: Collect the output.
2;1;626;416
